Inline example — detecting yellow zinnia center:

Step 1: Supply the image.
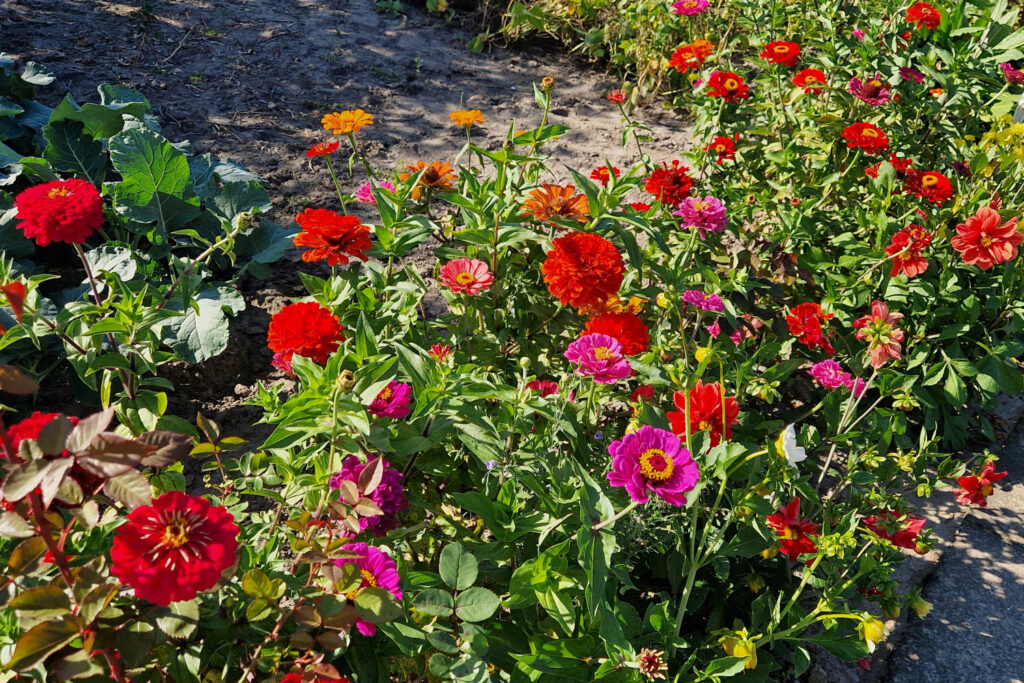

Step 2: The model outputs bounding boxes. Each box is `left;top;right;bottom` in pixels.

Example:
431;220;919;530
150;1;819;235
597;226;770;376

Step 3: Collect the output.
862;128;878;137
724;79;738;90
639;448;674;481
920;174;938;187
455;272;475;285
698;419;711;431
162;516;191;549
980;235;992;247
48;187;72;198
593;346;614;360
344;569;378;601
378;387;392;401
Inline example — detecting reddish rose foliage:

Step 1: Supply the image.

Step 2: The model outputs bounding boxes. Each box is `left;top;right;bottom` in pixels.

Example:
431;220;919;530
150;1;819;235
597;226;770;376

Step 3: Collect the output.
1;412;79;459
786;302;835;354
644;160;694;206
667;380;740;448
766;498;819;561
14;178;104;246
582;311;650;356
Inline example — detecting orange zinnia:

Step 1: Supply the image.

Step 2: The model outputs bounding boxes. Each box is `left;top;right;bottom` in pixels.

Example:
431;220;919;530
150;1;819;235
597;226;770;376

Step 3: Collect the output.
449;109;485;128
521;183;590;226
400;161;456;199
542;231;624;310
669;39;714;73
322;109;374;135
293;209;373;266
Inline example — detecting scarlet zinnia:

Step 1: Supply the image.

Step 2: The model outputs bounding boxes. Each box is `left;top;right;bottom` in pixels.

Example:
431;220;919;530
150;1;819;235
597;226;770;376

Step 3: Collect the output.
582;311;650;356
706;71;750;102
951;207;1022;270
668;39;714;73
760;41;800;68
644;161;693;206
322;109;373;135
607;89;627;104
903;170;953;205
306;141;340;158
589;166;619;186
14;178;104;246
1;412;80;459
521;183;589;225
703;135;737;164
267;301;345;370
110;491;239;605
786;302;835;354
906;2;941;30
841;122;889;154
885;224;932;278
439;258;493;295
793;68;827;94
955;461;1008;507
541;231;624;310
766;498;819;561
293;209;372;266
400;161;456;199
667;380;740;448
864;153;913;179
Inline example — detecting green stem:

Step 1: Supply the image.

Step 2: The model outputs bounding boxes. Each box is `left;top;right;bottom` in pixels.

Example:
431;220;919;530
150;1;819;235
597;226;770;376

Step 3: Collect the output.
324;156;349;212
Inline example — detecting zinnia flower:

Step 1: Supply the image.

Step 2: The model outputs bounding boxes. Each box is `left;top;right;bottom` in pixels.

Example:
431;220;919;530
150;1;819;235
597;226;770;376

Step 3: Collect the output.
864;153;913;179
607;89;627;104
293;209;372;266
333;543;402;636
681;289;725;312
885;224;932;277
786;302;835;354
439;258;493;295
306;141;340;157
637;647;669;680
330;457;408;536
630;385;656;403
703;135;737;163
853;300;905;368
906;2;941;30
354;180;396;204
706;71;751;102
563;333;633;384
808;360;852;390
775;424;806;467
110;491;239;605
368;381;413;419
521;183;589;225
449;109;484;128
903;170;953;205
322;109;373;135
582;311;650;356
863;511;926;550
951;207;1021;270
766;498;819;561
644;160;693;206
667;380;740;448
429;343;451;362
541;231;624;310
668;39;714;73
400;161;456;199
671;0;709;15
589;166;619;186
841;122;889;154
525;379;561;397
14;178;104;246
848;73;892;106
1000;62;1024;85
793;68;827;93
900;67;925;83
955;461;1008;506
672;196;726;237
1;412;80;459
606;425;699;506
760;41;800;68
267;302;345;371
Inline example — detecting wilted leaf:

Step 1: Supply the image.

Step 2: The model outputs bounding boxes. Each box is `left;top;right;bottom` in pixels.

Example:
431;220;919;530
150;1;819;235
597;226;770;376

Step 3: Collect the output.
357;456;384;496
5;615;81;670
0;363;38;394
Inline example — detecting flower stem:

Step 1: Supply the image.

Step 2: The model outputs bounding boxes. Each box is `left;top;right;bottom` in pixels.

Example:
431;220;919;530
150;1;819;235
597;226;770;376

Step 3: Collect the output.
324;156;349;212
593;500;639;531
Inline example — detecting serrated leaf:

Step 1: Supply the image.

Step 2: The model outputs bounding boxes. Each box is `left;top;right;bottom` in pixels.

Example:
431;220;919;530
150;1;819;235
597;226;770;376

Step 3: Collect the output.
7;537;47;573
5;615;80;670
78;584;118;626
241;568;274;598
358;456;384;496
454;587;499;622
439;542;478;591
103;469;152;508
36;415;73;455
65;409;115;453
413;588;454;617
43;120;106;185
156;599;199;639
0;511;34;537
10;585;71;615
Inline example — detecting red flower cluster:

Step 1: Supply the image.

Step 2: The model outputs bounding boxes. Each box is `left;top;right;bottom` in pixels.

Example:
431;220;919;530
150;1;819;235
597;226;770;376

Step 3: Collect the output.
885;224;932;278
590;165;620;186
267;301;345;368
582;311;650;356
294;209;372;266
607;89;627;104
644;160;693;205
541;231;624;310
703;135;737;164
955;462;1007;506
630;385;656;403
786;302;835;354
903;170;953;205
669;39;714;73
1;412;80;459
667;380;740;448
111;491;239;605
906;2;942;30
766;498;819;561
793;68;827;94
841;122;889;154
951;207;1022;270
760;41;800;67
865;154;914;180
14;178;104;246
863;512;927;551
706;71;750;102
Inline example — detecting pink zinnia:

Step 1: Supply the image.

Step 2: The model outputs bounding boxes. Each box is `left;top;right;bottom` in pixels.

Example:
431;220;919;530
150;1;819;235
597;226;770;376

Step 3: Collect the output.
1001;63;1024;85
606;425;700;506
333;543;403;636
845;376;866;397
852;28;866;40
354;180;396;204
564;333;633;384
526;379;561;397
899;67;924;83
705;320;721;338
439;258;493;295
808;360;850;389
848;73;892;106
330;456;408;536
671;0;710;15
673;195;727;238
681;289;725;312
853;300;905;369
368;380;413;419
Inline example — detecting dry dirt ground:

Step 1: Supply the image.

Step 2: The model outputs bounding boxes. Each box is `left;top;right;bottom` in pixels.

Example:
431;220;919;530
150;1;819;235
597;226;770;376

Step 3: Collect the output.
2;0;692;429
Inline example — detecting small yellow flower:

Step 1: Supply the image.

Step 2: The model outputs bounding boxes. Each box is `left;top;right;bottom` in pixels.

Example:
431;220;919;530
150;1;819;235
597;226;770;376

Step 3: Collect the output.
719;628;758;670
322;109;373;135
760;546;779;560
655;292;671;309
860;617;887;653
694;347;710;364
449;109;485;128
908;594;932;618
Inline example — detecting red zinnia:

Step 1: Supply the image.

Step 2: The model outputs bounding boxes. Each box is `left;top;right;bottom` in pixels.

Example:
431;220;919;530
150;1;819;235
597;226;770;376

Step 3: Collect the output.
841;122;889;154
306;141;340;158
526;379;561;397
630;385;656;403
14;178;104;246
906;2;941;30
669;39;714;73
1;412;80;459
885;224;932;278
792;68;827;94
703;135;737;164
590;166;620;186
582;311;650;356
706;71;750;102
865;154;914;179
760;41;800;68
955;462;1007;506
644;160;693;206
607;89;627;104
903;170;953;205
951;207;1022;270
863;511;926;551
667;380;740;448
786;302;835;354
766;498;819;561
293;209;372;266
267;301;345;367
110;491;239;605
542;232;624;310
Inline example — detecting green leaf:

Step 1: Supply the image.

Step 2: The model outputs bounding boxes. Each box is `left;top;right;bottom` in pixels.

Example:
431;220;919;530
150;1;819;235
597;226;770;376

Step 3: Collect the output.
42;119;106;185
439;542;478;590
85;245;138;282
413;588;454;617
578;526;616;618
10;585;71;616
454;587;499;622
162;285;245;363
156;599;199;639
209;180;270;225
5;615;80;670
426;631;460;655
20;61;56;85
355;586;404;624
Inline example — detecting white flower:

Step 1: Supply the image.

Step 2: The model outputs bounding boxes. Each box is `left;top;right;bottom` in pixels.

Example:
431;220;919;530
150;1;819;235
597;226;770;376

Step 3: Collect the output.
775;424;806;468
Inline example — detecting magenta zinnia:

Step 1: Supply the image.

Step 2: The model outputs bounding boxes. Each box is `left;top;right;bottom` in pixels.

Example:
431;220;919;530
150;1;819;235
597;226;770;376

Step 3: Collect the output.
564;333;633;384
368;380;413;419
334;543;403;636
673;196;727;238
606;425;700;506
330;456;408;536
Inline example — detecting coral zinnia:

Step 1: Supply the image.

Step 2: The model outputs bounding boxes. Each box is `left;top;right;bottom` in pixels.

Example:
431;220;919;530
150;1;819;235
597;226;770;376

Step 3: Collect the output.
521;183;589;225
14;178;104;246
848;73;892;106
400;161;456;199
760;41;800;68
306;141;340;157
267;301;345;370
668;39;714;73
853;300;905;368
606;425;699;506
841;122;889;154
951;207;1022;270
786;302;835;354
449;109;485;128
906;2;941;30
541;231;624;310
793;68;827;94
903;170;953;205
564;333;633;384
644;160;693;206
583;311;650;356
110;491;239;605
294;209;372;266
330;456;408;536
439;258;493;295
955;461;1008;507
703;135;737;163
706;71;750;102
322;109;373;135
368;381;413;419
885;224;932;278
333;543;402;636
766;498;819;561
667;380;740;448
